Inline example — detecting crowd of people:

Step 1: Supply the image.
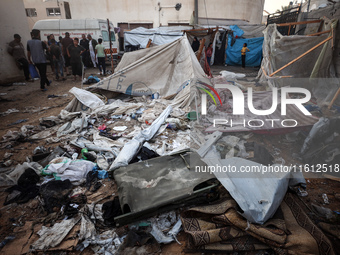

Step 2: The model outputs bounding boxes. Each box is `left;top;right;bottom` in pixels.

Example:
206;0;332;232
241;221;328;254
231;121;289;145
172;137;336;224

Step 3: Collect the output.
8;29;107;91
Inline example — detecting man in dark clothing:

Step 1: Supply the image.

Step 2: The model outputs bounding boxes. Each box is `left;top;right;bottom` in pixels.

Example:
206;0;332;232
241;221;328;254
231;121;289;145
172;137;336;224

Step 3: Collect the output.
191;36;200;52
61;32;73;75
27;29;51;91
67;38;85;81
80;34;90;67
8;34;33;82
50;39;65;81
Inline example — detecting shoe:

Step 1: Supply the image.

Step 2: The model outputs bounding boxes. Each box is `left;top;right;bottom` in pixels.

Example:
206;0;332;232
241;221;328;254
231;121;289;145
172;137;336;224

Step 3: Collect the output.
41;88;47;92
47;80;52;86
26;79;34;82
62;78;66;81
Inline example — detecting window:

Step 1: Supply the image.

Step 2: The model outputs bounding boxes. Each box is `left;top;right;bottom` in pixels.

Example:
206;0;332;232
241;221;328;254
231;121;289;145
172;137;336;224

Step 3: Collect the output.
46;8;61;16
101;31;116;42
26;8;37;17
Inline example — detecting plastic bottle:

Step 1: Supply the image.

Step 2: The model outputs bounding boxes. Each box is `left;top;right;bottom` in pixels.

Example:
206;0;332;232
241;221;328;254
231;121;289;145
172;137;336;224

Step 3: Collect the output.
81;148;88;159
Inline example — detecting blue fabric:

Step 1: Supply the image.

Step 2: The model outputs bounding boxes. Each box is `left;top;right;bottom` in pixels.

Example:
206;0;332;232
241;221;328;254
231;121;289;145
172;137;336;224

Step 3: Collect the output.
226;36;264;67
229;25;244;38
29;64;40;78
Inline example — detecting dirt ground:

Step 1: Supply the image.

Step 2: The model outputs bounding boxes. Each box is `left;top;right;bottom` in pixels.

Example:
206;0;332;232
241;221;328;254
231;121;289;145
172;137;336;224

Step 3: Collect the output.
0;65;340;254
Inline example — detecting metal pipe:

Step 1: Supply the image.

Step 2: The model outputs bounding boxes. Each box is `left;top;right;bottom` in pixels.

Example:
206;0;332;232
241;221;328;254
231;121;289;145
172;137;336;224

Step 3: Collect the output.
194;0;198;24
307;0;311;12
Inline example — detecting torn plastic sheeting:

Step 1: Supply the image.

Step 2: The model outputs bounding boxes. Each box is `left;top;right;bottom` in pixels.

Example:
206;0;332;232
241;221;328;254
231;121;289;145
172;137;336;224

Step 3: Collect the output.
59;109;81;121
31;216;80;251
220;70;246;80
69;87;104;109
93;131;125;148
80;230;121;255
109;105;172;171
301;117;331;154
6;162;42;185
57;114;88;138
202;147;306;224
72;137;118;157
29;126;59;140
150;224;174;244
79;214;96;241
42;157;96;185
91;99;144;117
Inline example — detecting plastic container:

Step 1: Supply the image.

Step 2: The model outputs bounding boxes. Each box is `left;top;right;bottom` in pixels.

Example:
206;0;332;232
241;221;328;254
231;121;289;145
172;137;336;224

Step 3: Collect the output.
187;111;199;120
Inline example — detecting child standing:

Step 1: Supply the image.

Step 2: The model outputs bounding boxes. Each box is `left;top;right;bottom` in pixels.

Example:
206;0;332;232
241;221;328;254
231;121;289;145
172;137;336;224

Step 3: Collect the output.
241;43;250;68
206;43;213;66
95;38;106;76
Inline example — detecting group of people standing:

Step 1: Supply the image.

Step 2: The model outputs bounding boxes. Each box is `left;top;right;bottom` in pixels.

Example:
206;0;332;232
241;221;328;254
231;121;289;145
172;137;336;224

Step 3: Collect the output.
8;30;107;91
79;34;106;76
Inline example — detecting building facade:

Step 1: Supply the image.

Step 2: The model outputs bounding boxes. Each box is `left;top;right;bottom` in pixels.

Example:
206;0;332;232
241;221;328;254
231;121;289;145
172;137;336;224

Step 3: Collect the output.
24;0;265;31
1;0;31;84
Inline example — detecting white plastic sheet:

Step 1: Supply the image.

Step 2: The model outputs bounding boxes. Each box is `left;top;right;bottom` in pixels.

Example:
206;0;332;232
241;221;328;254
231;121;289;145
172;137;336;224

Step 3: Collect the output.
109;105;172;171
203;146;306;224
43;157;95;185
69;87;104;109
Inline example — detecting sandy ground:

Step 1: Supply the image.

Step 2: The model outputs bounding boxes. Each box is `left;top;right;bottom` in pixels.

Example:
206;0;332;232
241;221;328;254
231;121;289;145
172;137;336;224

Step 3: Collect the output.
0;65;339;254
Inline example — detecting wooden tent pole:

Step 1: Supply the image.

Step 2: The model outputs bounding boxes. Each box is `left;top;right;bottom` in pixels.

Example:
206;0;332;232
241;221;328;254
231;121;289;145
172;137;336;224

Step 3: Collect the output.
328;87;340;110
269;36;333;77
146;39;152;48
307;30;331;36
197;38;206;61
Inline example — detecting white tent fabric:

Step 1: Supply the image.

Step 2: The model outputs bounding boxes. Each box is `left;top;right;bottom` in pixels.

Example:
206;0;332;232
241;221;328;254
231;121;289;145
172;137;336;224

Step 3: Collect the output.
91;36;208;97
124;26;191;48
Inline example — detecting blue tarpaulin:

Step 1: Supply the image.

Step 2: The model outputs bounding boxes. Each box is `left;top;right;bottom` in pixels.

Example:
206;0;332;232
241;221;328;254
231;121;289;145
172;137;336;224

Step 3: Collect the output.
226;36;264;67
229;25;244;38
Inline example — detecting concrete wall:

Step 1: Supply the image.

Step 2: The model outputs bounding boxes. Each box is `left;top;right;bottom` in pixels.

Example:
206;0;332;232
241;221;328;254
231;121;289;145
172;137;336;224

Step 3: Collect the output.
68;0;194;27
198;0;265;25
0;0;31;84
24;0;264;29
25;0;66;30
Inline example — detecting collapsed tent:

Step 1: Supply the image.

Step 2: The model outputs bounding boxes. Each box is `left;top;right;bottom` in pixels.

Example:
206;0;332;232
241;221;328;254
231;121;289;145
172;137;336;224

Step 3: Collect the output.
91;36;209;97
258;21;340;106
124;26;191;49
259;21;337;81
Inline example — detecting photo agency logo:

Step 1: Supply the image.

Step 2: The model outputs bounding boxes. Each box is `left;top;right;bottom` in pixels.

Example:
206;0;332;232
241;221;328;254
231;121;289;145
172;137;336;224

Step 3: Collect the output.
200;84;312;128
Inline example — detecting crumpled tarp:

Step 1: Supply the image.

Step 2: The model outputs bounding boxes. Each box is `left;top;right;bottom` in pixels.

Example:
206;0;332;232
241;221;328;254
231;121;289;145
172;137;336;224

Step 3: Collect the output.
42;157;96;185
202;145;306;224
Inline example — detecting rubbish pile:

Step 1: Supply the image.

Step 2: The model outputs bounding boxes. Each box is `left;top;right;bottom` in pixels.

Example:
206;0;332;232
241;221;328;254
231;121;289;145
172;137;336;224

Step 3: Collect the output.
0;35;339;254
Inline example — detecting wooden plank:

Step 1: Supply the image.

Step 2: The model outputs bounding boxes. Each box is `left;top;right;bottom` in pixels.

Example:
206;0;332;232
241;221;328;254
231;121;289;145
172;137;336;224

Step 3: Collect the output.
197;38;206;61
269;36;333;77
146;39;152;48
323;174;340;182
276;20;322;27
328;87;340;110
183;27;218;33
261;66;268;77
288;25;292;36
307;30;331;36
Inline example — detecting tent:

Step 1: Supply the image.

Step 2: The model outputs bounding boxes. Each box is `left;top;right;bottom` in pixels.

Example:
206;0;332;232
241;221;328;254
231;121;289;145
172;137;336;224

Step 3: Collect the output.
225;25;264;67
226;36;264;67
91;36;208;97
124;26;191;49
